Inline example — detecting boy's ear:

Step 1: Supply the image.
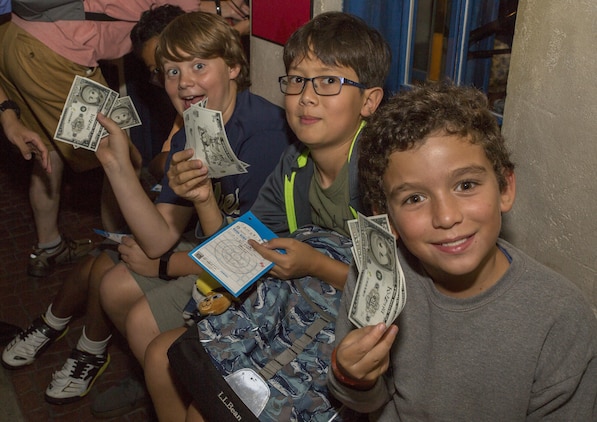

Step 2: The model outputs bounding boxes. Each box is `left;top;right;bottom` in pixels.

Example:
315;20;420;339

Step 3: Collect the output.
360;87;384;118
500;170;516;213
228;64;241;80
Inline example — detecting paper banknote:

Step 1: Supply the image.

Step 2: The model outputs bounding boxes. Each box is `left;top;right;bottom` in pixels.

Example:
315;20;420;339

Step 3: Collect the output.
54;75;118;151
349;213;406;328
99;95;142;139
183;100;248;178
348;214;391;272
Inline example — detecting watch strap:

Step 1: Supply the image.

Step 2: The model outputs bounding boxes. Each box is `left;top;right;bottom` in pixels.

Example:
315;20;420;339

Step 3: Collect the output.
0;100;20;119
159;249;175;280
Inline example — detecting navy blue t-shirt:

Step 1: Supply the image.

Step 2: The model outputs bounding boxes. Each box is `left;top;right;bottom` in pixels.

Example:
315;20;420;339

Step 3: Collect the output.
156;89;293;221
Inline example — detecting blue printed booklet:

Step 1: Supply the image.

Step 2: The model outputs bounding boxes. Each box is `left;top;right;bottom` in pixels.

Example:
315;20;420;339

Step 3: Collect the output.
188;212;278;297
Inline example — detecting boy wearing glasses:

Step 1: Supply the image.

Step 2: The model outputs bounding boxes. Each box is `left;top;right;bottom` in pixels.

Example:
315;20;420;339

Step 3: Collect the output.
144;11;391;421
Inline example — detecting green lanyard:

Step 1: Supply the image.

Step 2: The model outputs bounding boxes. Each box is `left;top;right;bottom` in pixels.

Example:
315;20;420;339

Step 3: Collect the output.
284;121;365;233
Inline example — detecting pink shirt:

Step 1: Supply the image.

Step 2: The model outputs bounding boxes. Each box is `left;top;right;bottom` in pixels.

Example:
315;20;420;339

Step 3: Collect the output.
12;0;200;67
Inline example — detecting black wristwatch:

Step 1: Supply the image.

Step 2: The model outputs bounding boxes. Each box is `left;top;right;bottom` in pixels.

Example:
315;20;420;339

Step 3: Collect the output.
159;249;175;280
0;100;20;119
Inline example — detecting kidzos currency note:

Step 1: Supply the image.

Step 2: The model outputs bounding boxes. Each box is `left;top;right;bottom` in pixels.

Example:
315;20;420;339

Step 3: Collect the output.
349;213;406;328
183;99;248;178
54;76;118;151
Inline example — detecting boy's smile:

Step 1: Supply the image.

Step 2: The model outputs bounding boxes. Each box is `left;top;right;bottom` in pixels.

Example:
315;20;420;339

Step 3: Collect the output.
382;133;516;297
163;54;239;124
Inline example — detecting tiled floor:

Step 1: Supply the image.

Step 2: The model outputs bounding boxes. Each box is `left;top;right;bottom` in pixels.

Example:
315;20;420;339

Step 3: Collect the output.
0;140;156;421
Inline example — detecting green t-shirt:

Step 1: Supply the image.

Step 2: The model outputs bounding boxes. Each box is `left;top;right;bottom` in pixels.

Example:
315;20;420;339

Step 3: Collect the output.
309;162;352;237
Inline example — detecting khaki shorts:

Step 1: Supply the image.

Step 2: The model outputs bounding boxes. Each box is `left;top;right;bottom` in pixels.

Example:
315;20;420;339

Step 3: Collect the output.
131;236;198;332
134;273;196;332
0;22;104;172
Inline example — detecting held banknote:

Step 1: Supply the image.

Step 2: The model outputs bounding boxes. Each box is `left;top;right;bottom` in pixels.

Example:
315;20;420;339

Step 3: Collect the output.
348;214;391;272
99;96;142;139
183;100;248;178
349;213;406;328
54;76;118;151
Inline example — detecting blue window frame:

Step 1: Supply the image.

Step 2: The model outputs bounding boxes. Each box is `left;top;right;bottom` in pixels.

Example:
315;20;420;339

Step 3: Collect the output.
345;0;517;121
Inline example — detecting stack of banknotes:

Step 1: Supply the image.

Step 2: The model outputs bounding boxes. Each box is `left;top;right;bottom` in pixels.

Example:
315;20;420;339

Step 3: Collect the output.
348;213;407;328
55;76;141;151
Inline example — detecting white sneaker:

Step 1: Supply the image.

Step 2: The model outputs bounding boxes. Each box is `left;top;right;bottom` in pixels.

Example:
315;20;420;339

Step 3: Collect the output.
1;316;68;369
45;349;110;404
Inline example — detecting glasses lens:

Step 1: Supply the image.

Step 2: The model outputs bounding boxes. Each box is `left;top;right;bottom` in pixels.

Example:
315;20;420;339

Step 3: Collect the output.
313;76;342;96
281;76;305;94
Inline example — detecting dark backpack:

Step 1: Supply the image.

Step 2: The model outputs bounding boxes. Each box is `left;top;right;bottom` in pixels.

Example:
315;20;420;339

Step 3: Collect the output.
11;0;129;22
169;226;367;421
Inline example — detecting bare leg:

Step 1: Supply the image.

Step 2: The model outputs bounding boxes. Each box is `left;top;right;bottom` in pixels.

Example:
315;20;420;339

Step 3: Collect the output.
50;254;96;318
30;150;63;244
99;262;144;336
144;327;189;422
126;297;160;366
186;403;206;422
84;252;118;341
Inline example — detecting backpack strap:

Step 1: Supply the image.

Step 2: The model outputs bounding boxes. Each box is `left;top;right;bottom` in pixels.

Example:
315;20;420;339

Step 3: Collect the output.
258;282;335;380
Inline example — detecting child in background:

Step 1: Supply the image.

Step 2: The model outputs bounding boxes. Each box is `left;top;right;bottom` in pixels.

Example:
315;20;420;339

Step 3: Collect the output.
143;11;390;421
328;82;597;420
130;4;185;182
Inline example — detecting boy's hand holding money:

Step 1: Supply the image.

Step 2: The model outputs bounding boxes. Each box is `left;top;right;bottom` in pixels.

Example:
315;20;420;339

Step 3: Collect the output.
168;147;225;237
333;322;398;390
167;148;215;205
95;113;135;174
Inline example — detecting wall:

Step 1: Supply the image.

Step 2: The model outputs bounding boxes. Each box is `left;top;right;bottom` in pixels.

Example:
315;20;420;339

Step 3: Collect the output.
250;0;342;107
501;0;597;313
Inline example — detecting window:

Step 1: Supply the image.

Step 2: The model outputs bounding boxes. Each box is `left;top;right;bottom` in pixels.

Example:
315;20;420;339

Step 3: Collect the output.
345;0;518;119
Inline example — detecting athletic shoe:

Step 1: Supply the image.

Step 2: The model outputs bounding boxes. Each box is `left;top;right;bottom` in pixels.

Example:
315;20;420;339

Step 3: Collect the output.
45;349;110;405
28;236;94;277
1;316;68;369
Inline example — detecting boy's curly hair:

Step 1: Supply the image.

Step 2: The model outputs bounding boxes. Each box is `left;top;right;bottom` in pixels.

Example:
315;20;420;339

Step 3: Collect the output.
283;12;391;89
156;12;251;91
130;5;185;59
359;82;515;213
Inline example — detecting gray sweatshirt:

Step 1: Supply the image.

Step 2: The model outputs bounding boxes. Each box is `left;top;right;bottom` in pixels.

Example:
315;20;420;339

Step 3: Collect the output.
329;239;597;421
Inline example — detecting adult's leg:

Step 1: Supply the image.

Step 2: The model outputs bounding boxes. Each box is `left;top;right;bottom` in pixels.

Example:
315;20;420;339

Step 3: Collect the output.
144;327;190;422
99;262;145;336
29;150;63;245
0;22;97;276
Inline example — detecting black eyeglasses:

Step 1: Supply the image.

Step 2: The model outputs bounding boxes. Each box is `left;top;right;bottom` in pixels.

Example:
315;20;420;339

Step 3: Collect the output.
278;75;367;96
